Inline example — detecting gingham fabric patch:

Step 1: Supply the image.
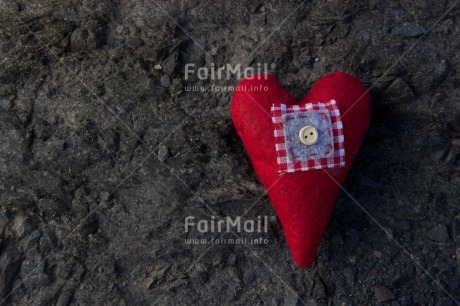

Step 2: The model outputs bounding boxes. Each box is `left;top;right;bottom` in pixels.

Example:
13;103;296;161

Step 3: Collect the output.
271;100;345;174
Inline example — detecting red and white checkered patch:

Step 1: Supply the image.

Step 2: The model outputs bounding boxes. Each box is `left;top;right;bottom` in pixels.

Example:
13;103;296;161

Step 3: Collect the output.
271;99;345;174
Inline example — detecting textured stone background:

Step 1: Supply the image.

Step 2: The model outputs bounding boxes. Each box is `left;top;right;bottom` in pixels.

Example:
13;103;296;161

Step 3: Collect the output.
0;0;459;305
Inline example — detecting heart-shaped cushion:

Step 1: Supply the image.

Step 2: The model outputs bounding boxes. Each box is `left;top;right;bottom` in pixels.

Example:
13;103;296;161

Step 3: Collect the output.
231;72;370;268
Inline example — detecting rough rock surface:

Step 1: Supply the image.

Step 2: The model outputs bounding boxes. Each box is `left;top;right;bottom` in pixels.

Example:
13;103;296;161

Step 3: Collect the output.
0;0;459;305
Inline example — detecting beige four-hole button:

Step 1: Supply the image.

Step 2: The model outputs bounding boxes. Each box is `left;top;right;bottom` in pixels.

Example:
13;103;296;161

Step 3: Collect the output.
299;126;318;145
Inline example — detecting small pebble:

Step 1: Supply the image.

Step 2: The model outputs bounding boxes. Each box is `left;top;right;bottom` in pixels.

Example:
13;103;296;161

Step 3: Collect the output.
391;22;427;38
427;224;449;242
160;74;171;87
342;267;356;285
283;290;300;306
158;144;169;162
432;149;447;162
127;37;144;47
374;286;395;303
210;47;218;55
70;28;97;51
116;25;124;34
12;215;36;239
445;148;459;164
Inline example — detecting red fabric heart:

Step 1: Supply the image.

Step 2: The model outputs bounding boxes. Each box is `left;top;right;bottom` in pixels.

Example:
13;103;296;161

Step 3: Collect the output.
231;72;370;268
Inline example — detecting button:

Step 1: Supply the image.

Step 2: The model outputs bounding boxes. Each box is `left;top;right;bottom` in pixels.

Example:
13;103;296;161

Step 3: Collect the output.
299;126;318;145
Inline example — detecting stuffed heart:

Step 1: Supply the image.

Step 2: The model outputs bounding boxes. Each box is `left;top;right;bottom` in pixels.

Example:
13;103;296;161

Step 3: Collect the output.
231;72;370;268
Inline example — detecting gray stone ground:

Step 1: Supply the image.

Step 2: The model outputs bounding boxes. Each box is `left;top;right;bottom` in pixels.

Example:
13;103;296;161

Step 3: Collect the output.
0;0;460;305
